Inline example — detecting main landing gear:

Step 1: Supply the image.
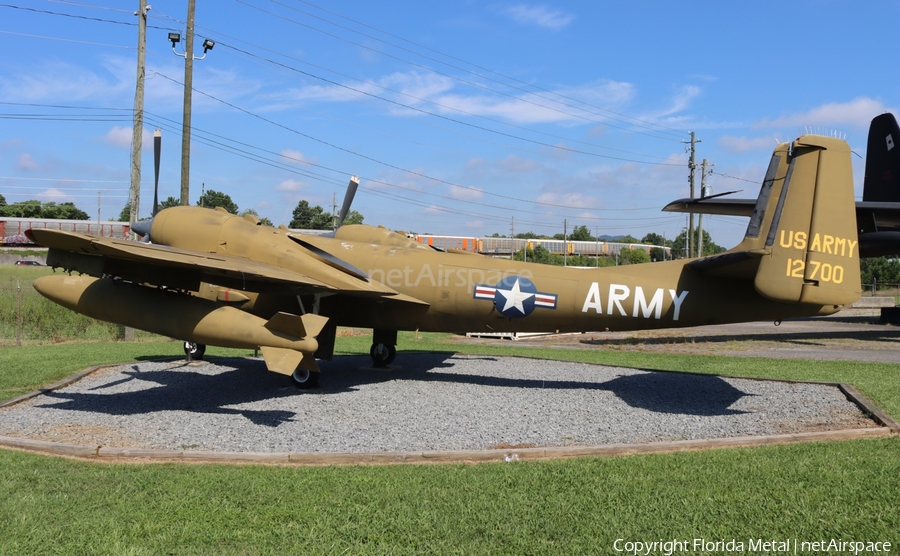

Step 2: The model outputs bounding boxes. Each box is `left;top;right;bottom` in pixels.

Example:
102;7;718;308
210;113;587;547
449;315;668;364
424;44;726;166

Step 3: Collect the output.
370;329;398;368
184;341;206;360
370;343;396;367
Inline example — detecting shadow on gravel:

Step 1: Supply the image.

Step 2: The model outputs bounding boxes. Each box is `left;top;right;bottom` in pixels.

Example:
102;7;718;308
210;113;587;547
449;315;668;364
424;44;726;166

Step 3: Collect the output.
34;353;749;422
36;358;300;426
325;353;749;416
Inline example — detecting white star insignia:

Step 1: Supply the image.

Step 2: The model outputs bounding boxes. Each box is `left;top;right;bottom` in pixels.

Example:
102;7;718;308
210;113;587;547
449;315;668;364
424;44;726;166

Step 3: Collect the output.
497;278;534;315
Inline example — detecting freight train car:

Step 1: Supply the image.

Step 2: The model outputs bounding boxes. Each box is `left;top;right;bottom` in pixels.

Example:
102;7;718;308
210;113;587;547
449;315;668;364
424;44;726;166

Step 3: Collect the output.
0;218;130;246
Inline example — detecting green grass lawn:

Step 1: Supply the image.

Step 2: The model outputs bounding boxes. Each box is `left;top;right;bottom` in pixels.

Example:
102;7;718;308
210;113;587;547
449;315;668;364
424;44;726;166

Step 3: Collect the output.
1;334;899;554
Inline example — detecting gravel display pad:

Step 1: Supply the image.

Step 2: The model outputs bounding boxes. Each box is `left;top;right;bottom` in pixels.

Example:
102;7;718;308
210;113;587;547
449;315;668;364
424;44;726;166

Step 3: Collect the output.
0;354;878;454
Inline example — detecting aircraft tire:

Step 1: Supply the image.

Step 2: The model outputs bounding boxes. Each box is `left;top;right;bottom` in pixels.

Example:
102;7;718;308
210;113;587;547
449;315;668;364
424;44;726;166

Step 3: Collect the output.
370;343;396;367
183;341;206;360
291;367;320;389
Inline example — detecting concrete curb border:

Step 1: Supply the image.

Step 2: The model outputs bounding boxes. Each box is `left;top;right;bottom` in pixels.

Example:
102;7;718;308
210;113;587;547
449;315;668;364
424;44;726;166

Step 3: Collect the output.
0;358;896;466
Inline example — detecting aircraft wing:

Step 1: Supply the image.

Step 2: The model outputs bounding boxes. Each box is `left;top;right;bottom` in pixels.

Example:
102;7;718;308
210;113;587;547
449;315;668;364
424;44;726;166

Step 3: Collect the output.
26;228;410;298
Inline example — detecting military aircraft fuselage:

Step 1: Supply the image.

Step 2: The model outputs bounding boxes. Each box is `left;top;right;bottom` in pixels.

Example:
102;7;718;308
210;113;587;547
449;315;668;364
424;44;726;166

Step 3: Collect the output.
305;232;839;333
140;206;841;336
29;133;862;383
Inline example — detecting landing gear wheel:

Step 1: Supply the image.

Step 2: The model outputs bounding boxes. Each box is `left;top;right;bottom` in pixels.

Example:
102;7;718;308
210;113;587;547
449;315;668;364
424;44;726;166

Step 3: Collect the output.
291;367;320;389
370;343;396;367
183;341;206;360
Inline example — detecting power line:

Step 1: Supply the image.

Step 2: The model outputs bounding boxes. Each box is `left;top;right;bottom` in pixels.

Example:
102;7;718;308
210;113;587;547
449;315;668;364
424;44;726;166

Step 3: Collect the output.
216;41;679;165
0;29;132;49
152;70;681;213
239;0;684;142
0;3;170;30
284;0;688;138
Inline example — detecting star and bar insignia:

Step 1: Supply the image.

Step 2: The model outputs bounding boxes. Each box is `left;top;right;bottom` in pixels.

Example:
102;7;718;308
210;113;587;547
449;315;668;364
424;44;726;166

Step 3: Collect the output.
473;276;558;318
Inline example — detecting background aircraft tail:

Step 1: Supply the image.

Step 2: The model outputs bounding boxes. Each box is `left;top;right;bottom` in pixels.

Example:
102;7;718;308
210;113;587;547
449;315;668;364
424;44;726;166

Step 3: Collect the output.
698;135;861;307
862;112;899;203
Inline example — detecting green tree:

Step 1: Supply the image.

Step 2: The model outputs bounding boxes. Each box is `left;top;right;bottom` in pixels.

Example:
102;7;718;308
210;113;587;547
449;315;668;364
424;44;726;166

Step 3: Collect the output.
515;231;547;239
154;196;180;212
671;229;725;259
642;232;672;262
289;200;333;230
625;248;652;265
342;210;364;225
117;203;132;222
1;199;42;218
551;229;590;241
860;257;900;289
0;199;89;219
42;202;90;220
569;225;594;241
0;193;6;207
240;208;274;227
197;190;238;214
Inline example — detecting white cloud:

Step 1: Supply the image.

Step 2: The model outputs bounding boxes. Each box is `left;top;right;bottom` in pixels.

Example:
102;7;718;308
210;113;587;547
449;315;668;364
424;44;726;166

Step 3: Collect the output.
497;155;541;173
0;138;25;150
275;69;636;125
502;5;574;30
755;97;893;130
718;135;782;154
280;149;313;165
276;179;308;191
99;126;154;149
448;184;483;201
37;188;73;202
17;153;40;171
0;58;132;102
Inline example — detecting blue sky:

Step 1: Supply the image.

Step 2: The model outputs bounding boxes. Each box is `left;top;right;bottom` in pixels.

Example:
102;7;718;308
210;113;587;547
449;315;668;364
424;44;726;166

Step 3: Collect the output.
0;1;897;247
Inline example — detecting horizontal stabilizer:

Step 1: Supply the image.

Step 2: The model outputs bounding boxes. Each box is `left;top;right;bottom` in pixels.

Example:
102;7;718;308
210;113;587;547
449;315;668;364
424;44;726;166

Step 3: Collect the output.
260;346;313;375
264;312;329;338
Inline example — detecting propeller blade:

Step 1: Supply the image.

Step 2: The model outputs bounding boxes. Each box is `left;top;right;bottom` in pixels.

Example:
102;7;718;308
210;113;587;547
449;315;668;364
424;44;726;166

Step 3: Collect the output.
153;129;161;216
336;176;359;228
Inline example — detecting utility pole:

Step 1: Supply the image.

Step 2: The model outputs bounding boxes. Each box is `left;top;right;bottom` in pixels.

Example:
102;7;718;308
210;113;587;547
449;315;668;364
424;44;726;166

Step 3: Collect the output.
129;0;149;238
698;158;711;257
332;192;338;230
169;4;213;207
179;0;196;206
683;131;700;257
563;219;568;267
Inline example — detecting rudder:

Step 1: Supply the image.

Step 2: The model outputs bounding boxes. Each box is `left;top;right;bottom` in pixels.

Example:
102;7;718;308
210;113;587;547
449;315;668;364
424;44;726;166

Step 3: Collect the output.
862;112;900;204
753;135;861;307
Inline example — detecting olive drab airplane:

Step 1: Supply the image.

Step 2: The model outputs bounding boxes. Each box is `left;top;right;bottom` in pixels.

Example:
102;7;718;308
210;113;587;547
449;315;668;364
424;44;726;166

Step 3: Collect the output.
29;133;861;388
664;113;900;257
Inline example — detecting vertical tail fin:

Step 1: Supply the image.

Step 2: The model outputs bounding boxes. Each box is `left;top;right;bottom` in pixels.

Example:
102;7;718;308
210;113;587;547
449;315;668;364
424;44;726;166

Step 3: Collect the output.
747;135;860;306
862;112;900;204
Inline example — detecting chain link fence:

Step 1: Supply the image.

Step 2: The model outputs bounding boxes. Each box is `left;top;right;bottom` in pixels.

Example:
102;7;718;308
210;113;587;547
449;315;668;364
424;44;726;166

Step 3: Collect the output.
863;282;900;298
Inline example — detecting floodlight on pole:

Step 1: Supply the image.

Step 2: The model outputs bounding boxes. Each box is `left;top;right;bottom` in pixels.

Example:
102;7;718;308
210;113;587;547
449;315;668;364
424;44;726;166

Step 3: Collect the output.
170;0;214;206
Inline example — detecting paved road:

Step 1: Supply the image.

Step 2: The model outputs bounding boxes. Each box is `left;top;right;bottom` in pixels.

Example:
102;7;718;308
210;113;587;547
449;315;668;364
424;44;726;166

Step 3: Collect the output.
463;310;900;364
